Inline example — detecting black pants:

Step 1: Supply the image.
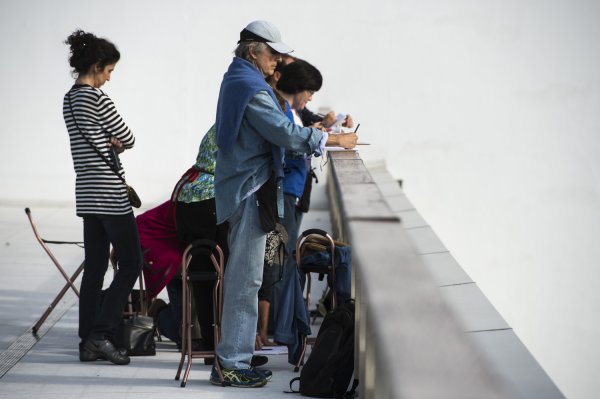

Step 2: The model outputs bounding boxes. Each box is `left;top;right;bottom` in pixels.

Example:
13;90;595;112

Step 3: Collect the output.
176;199;229;343
79;213;142;342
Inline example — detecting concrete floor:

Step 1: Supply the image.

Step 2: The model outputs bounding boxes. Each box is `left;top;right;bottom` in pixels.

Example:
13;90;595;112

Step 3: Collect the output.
0;196;331;399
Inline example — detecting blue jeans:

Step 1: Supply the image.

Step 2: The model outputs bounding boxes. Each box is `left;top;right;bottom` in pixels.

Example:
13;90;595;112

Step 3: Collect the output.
156;278;183;343
216;192;266;369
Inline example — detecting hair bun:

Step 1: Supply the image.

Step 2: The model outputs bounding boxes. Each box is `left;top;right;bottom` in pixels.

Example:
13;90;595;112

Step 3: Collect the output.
66;29;96;54
65;29;120;76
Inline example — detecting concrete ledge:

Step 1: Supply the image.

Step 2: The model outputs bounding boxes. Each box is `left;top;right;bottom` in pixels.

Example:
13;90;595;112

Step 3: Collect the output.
326;151;563;398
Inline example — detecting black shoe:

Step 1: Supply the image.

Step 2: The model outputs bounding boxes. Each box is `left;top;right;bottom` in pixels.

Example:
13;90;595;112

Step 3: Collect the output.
83;337;130;365
204;357;215;365
250;355;268;367
79;343;101;362
205;354;268;367
192;338;214;352
79;342;127;362
178;338;215;352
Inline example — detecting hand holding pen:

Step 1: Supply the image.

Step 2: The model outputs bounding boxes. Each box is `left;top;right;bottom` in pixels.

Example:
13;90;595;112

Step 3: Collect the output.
352;124;369;145
325;128;358;148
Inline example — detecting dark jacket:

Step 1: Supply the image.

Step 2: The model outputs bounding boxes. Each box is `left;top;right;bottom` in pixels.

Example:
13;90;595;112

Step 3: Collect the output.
273;265;312;365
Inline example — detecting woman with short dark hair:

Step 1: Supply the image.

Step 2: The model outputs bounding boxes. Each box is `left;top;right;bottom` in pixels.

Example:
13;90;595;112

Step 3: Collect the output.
257;58;324;347
63;29;142;365
277;59;322;95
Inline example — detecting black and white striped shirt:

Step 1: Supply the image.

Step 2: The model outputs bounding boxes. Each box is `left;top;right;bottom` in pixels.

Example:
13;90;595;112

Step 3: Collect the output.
63;84;135;215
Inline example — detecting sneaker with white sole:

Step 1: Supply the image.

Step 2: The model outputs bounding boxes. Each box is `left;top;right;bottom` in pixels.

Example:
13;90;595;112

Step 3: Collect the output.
210;366;268;387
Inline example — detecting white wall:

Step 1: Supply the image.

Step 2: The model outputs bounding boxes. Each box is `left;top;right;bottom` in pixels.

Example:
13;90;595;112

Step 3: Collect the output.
1;1;598;397
383;2;600;398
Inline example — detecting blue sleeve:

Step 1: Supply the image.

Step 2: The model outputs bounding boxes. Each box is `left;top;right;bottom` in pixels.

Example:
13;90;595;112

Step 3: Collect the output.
245;91;323;154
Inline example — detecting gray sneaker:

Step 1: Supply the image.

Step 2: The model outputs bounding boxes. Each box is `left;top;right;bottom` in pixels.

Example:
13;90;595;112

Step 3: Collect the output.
210;366;268;387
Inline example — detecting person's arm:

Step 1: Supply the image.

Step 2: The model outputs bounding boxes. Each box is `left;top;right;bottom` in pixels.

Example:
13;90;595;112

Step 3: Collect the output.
99;94;135;150
325;133;357;149
300;107;323;126
245;92;324;154
320;111;337;128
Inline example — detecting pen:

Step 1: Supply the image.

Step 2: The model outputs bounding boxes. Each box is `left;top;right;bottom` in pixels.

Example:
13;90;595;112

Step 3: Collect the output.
353;123;360;134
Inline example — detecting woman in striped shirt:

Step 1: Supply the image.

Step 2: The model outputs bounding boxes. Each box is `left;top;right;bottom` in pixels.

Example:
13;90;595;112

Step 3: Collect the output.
63;29;141;365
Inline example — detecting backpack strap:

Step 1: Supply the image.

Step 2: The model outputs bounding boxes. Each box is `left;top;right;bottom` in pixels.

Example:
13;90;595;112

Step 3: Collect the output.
333;378;359;399
345;379;359;398
284;377;301;394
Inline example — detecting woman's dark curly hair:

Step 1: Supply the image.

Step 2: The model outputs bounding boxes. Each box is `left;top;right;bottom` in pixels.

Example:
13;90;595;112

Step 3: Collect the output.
65;29;120;75
277;58;322;94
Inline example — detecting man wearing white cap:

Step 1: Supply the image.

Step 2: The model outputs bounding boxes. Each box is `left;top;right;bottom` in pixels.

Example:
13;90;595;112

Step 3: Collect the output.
212;20;356;387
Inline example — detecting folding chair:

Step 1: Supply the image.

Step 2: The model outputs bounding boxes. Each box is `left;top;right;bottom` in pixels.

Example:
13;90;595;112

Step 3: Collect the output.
296;229;338;311
175;239;224;387
25;208;85;334
294;228;337;371
27;207;148;337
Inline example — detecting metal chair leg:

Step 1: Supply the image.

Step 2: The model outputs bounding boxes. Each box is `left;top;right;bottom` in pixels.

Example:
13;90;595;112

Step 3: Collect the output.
25;208;84;334
32;261;84;334
176;240;224;387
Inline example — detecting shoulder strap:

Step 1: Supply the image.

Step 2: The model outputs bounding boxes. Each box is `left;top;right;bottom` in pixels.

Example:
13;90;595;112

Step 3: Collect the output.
284;377;301;394
345;379;359;398
67;90;127;186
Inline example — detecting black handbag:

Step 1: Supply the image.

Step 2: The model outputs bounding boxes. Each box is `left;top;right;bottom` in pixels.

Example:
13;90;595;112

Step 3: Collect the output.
67;91;141;208
100;289;156;356
256;174;279;233
112;314;156;356
126;185;142;208
120;314;156;356
297;167;318;213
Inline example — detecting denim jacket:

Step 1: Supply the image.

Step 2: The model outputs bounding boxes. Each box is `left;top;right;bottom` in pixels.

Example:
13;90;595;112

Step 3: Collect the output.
215;91;324;224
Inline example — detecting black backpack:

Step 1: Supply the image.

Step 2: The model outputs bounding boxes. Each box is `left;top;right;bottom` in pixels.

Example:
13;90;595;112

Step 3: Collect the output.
289;301;358;398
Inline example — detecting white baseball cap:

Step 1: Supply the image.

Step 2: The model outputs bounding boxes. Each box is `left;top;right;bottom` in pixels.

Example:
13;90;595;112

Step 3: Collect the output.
238;20;294;54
